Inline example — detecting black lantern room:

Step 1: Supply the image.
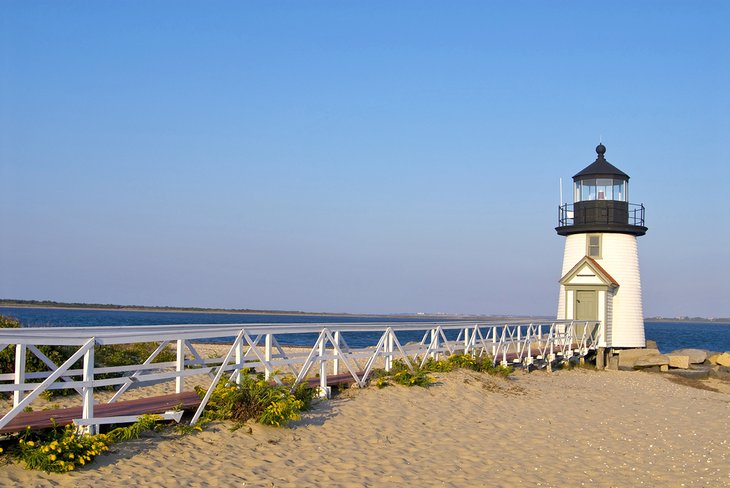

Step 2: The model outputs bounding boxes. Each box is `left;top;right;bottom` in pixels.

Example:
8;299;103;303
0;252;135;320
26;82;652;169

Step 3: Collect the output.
556;144;647;236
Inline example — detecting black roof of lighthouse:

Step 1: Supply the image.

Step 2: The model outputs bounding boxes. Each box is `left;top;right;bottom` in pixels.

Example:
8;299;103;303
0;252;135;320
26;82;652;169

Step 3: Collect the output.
573;144;629;181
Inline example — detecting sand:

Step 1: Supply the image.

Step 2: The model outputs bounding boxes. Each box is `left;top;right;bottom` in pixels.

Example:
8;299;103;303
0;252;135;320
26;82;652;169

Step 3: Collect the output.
2;355;729;487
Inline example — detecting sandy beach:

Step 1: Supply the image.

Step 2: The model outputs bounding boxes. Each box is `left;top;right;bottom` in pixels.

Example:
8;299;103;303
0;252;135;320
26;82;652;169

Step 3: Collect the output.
2;361;729;487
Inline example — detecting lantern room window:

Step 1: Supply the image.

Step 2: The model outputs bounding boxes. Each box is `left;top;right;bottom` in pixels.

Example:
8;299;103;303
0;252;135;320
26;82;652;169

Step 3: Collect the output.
574;178;628;202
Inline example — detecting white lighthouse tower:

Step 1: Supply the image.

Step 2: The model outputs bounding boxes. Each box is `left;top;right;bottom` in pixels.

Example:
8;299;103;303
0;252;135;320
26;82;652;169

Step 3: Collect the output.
556;144;647;349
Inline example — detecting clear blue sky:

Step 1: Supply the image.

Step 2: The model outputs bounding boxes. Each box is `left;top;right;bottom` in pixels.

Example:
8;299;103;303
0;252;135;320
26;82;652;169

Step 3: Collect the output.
1;1;728;317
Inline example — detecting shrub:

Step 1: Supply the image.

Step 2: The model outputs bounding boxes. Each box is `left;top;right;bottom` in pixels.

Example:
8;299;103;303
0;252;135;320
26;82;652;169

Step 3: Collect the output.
0;314;176;397
390;370;433;387
419;357;453;373
96;343;177;369
6;414;167;473
13;424;110;473
107;414;163;442
195;373;315;428
370;359;435;388
0;316;72;380
445;353;514;377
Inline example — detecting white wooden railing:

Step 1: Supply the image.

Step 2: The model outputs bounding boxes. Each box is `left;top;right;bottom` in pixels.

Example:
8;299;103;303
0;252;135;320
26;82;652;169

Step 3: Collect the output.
0;320;601;432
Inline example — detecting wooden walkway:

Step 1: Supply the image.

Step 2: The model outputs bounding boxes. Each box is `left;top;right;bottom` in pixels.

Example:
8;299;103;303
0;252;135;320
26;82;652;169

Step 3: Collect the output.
1;376;360;434
1;320;600;433
0;392;201;434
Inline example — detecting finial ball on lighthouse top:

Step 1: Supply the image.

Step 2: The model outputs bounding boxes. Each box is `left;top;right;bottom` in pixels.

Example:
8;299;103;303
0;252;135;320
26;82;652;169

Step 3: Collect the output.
596;143;606;156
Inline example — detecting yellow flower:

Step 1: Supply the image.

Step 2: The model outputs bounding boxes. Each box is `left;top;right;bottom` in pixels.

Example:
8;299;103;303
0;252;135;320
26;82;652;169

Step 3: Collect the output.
50;454;57;461
79;458;85;465
0;447;3;453
68;453;74;459
67;465;74;471
26;441;35;447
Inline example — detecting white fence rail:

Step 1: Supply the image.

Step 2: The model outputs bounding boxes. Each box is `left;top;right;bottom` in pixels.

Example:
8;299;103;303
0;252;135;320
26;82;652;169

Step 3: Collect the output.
0;320;601;432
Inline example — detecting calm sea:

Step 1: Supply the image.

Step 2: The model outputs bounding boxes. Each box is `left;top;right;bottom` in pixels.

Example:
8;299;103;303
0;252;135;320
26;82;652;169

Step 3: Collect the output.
1;307;728;353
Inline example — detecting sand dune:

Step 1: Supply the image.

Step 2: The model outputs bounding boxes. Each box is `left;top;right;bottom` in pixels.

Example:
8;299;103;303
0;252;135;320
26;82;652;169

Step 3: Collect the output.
2;367;729;487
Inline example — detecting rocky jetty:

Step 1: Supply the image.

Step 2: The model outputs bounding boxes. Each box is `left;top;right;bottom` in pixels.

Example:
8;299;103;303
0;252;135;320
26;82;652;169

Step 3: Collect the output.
609;345;730;380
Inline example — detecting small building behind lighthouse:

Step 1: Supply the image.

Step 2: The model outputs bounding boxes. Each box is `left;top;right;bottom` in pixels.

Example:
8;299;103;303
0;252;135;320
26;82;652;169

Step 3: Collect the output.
556;144;647;349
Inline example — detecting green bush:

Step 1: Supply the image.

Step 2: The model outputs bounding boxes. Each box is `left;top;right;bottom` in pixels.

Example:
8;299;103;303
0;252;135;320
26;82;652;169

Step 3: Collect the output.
371;353;513;390
445;353;514;377
0;314;177;397
107;414;163;442
390;370;433;387
0;316;72;379
370;359;435;388
4;414;165;473
195;373;316;428
419;357;453;373
12;424;111;473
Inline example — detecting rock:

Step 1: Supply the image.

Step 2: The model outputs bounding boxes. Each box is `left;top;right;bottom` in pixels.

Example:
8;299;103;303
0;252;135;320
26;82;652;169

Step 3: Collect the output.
708;354;720;365
668;348;707;364
709;366;730;380
645;340;658;350
715;352;730;367
667;355;690;369
634;354;670;368
668;368;711;380
618;348;660;369
638;365;664;373
607;355;619;371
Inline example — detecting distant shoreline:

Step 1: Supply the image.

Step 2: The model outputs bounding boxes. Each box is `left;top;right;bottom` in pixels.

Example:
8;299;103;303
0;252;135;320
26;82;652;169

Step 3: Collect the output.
0;303;355;317
646;317;730;324
3;300;725;323
0;300;512;321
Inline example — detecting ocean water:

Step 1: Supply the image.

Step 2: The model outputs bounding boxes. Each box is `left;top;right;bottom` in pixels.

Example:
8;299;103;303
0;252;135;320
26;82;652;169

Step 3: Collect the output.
1;307;728;353
0;307;448;348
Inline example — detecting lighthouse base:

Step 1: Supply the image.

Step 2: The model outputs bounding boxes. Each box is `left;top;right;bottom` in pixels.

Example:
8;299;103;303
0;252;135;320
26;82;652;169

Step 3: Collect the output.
557;233;646;349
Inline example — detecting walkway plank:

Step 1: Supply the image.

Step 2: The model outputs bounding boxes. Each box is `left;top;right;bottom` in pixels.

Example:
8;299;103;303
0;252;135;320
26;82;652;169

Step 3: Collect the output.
0;391;201;434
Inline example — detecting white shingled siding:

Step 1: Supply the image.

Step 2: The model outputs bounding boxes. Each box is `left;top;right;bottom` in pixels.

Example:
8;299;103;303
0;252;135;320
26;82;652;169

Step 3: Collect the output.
605;289;614;346
556;234;585;320
598;289;606;335
556;233;645;348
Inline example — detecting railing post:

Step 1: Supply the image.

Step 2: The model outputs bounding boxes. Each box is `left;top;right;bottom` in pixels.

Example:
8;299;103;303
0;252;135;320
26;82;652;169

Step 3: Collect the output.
385;331;394;372
264;334;273;381
82;344;96;435
318;334;329;398
501;325;508;366
176;339;185;393
333;330;340;375
491;327;497;357
464;328;470;354
235;335;243;385
13;344;26;407
430;328;440;359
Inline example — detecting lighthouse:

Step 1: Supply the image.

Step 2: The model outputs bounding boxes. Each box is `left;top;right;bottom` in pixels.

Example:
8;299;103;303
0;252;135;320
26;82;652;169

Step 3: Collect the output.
556;144;647;349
